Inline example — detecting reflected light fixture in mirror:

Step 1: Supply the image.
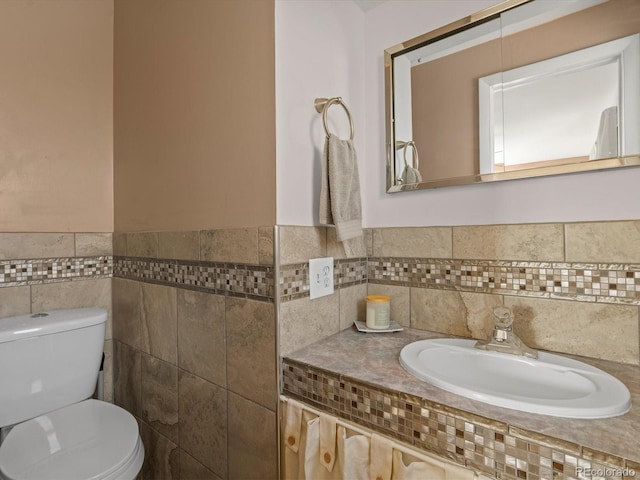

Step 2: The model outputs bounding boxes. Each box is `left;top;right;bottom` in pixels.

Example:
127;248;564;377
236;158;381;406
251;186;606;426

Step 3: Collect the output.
385;0;640;193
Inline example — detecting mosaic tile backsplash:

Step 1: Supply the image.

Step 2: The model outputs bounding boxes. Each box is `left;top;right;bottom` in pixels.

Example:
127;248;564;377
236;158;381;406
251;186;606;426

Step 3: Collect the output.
0;256;112;287
278;258;640;305
279;257;367;302
368;258;640;305
114;256;274;302
6;254;637;307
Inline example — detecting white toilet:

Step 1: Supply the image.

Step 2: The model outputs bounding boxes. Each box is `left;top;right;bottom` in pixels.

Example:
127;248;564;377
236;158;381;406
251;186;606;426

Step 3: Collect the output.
0;308;144;480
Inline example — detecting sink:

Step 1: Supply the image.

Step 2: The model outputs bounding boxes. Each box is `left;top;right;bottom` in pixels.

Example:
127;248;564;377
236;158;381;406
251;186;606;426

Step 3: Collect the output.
399;338;631;419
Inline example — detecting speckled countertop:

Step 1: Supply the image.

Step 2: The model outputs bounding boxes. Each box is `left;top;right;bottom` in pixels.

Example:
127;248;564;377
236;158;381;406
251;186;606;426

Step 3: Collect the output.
283;327;640;463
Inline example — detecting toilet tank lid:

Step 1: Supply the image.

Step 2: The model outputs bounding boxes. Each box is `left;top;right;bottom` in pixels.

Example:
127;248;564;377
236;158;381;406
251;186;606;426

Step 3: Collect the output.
0;308;107;344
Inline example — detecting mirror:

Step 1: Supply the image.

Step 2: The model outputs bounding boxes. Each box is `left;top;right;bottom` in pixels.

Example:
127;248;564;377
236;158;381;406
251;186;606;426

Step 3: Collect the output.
385;0;640;192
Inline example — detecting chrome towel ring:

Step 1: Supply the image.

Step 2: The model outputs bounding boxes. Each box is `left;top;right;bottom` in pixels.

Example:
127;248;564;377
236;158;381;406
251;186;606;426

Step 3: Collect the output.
314;97;355;140
403;141;419;170
395;140;420;169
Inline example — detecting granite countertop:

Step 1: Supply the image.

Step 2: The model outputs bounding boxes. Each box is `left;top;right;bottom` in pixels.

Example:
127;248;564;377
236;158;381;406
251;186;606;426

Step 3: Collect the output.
283;326;640;463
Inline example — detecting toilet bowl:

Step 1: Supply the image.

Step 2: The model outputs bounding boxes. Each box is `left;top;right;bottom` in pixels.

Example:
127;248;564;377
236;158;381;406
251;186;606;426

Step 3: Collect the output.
0;308;145;480
0;400;144;480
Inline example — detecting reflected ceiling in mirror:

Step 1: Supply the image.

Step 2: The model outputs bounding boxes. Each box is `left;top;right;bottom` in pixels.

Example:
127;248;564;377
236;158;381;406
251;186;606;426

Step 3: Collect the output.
385;0;640;192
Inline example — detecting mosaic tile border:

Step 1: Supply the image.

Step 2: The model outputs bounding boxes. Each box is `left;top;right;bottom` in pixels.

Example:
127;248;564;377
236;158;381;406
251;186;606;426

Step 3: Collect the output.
114;256;274;302
282;360;638;480
369;258;640;305
279;258;368;302
0;256;112;287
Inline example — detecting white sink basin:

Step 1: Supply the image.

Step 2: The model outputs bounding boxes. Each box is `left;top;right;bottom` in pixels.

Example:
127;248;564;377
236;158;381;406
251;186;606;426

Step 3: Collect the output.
399;338;631;419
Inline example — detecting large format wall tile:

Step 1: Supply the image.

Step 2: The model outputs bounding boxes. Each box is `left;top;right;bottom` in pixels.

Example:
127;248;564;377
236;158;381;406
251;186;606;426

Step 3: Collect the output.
180;450;221;480
226;297;276;410
0;286;30;317
158;231;200;261
453;224;564;261
505;296;640;364
103;339;113;403
112;278;141;349
178;371;228;478
126;232;159;258
327;227;367;260
200;228;259;264
279;294;339;356
258;226;274;265
411;288;502;338
339;283;367;330
565;221;640;263
0;233;74;260
113;340;141;417
141;283;177;364
139;421;179;480
75;233;113;257
279;226;326;264
372;227;452;258
141;354;179;443
113;233;127;256
367;284;410;327
177;289;226;387
31;278;112;338
228;392;277;480
326;227;347;259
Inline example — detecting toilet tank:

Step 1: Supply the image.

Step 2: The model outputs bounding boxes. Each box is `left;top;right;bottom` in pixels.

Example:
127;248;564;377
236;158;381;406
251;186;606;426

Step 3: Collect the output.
0;308;107;428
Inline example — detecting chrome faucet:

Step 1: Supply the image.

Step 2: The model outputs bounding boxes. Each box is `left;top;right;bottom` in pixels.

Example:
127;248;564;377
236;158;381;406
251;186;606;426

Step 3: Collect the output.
474;306;538;359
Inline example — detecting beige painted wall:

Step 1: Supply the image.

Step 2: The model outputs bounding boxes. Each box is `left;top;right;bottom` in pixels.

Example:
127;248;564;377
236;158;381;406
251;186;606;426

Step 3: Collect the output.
0;0;114;233
113;0;276;232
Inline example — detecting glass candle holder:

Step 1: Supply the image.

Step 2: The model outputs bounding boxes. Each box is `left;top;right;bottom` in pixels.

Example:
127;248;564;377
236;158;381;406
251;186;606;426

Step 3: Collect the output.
365;295;391;329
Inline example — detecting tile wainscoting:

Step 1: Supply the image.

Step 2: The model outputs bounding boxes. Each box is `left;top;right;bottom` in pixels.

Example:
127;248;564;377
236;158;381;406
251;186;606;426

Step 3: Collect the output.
278;222;640;480
7;223;632;478
0;232;114;401
278;222;640;365
111;228;277;480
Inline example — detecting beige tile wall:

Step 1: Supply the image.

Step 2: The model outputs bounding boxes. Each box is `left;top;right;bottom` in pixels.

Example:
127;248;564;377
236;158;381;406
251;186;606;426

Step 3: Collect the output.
367;221;640;365
112;227;277;480
111;221;640;478
278;222;640;365
115;227;274;265
0;232;114;400
278;226;368;356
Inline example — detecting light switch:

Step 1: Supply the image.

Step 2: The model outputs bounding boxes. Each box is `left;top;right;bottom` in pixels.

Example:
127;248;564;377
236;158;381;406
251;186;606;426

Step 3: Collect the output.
309;257;334;299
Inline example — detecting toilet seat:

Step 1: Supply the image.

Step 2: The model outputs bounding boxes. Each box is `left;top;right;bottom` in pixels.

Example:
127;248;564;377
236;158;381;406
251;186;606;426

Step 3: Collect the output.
0;399;144;480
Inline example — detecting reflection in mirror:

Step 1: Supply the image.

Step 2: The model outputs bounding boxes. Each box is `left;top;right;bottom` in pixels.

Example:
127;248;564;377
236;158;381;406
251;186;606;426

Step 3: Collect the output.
479;33;640;174
396;140;422;185
385;0;640;192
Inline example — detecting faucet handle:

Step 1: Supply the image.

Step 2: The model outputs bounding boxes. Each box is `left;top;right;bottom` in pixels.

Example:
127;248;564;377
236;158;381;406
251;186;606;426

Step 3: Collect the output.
493;306;514;328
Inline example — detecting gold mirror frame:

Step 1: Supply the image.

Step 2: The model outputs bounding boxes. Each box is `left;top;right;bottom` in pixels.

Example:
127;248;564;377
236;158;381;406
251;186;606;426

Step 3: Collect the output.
384;0;640;193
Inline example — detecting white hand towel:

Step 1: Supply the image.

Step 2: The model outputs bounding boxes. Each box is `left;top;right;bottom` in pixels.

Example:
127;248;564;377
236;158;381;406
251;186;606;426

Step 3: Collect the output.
284;398;303;453
400;142;422;185
319;413;337;472
590;105;618;159
319;134;366;257
400;165;422;185
370;433;393;480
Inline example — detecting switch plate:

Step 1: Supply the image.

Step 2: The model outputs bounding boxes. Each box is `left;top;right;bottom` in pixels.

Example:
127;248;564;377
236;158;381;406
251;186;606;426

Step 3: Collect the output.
309;257;334;299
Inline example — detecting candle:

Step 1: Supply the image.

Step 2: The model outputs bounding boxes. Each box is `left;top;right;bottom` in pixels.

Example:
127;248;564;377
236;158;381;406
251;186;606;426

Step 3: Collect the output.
365;295;390;329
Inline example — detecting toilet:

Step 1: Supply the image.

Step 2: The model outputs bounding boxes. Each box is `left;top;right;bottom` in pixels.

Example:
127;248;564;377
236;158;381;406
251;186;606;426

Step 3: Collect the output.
0;308;144;480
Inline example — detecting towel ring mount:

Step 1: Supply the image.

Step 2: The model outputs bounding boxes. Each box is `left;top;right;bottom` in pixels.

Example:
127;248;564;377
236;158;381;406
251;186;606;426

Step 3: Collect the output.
314;97;355;140
395;140;419;169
